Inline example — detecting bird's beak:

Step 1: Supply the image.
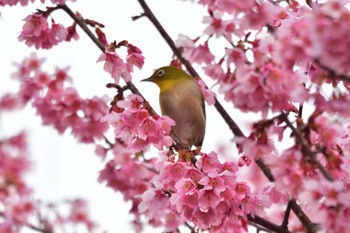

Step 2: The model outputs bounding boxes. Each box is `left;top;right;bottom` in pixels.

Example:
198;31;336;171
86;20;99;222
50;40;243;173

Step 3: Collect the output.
141;76;155;82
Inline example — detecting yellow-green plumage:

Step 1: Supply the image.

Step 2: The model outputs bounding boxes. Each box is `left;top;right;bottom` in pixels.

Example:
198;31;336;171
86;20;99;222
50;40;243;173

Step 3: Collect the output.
142;66;206;148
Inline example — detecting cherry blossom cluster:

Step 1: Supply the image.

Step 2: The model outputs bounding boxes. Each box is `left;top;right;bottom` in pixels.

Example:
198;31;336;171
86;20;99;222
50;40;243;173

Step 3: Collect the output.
12;53;109;143
18;11;78;49
0;132;100;232
102;93;174;151
0;132;33;232
97;142;158;231
139;152;276;232
97;42;145;84
3;0;350;232
175;1;350;232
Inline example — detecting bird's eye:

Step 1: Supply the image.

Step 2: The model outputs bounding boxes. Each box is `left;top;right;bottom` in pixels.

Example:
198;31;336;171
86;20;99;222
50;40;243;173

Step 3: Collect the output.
156;69;165;77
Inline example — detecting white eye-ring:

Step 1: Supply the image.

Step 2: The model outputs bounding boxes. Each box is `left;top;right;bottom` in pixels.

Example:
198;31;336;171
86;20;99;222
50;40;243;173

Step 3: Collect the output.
157;69;165;77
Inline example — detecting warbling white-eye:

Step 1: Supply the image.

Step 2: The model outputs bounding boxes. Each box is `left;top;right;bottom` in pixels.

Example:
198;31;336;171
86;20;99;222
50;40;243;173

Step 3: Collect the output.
142;66;206;148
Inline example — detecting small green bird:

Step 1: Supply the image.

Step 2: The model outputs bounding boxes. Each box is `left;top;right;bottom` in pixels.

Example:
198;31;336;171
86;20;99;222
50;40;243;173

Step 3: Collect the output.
142;66;206;148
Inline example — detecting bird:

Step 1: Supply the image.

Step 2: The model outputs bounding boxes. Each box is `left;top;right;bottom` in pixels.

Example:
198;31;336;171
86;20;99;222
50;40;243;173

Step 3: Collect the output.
142;66;206;148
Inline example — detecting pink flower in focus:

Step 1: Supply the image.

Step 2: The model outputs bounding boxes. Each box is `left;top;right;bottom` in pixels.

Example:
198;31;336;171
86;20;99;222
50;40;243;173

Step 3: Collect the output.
144;152;263;231
20;14;48;37
102;94;174;151
46;19;68;46
126;44;145;72
66;23;79;41
97;51;131;83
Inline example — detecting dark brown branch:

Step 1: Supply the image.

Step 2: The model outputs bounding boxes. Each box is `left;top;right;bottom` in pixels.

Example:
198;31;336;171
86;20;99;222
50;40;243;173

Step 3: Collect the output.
58;4;106;52
248;214;292;233
255;158;275;182
281;199;293;229
290;200;320;233
281;112;334;181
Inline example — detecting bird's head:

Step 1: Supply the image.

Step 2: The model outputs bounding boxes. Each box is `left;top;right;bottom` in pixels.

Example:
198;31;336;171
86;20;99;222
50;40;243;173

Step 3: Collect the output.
142;66;191;91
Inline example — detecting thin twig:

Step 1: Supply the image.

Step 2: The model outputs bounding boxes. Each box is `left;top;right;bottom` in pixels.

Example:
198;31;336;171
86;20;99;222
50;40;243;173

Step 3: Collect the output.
58;4;105;52
281;112;334;181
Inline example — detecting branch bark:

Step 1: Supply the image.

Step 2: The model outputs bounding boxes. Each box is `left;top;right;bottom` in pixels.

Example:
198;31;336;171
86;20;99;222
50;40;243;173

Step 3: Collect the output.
247;214;292;233
281;112;334;181
290;200;320;233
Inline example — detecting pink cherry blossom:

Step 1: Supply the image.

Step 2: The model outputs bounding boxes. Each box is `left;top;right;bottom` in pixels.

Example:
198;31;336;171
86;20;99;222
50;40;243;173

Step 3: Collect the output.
141;152;268;232
19;15;68;49
19;13;49;38
11;54;109;143
97;51;131;83
203;12;235;38
126;43;145;72
102;93;174;151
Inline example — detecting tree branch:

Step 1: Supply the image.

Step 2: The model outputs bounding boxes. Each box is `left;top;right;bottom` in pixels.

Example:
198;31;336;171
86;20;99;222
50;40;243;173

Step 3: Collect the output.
281;112;334;181
290;200;320;233
255;158;275;182
281;199;293;229
247;214;292;233
58;4;106;52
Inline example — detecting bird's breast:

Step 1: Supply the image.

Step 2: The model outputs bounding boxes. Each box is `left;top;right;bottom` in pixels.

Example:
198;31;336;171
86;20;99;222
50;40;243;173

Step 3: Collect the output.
159;80;205;147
